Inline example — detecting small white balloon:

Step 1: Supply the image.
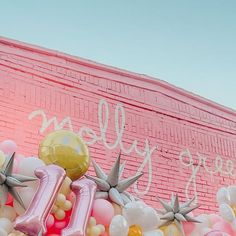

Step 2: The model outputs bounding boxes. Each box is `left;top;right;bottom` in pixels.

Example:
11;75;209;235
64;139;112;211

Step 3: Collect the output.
0;205;17;221
140;207;159;231
18;156;45;177
195;214;211;229
109;215;129;236
122;201;146;226
143;230;164;236
217;187;230;204
0;218;13;233
200;227;212;235
0;150;6;167
0;228;7;236
231;218;236;231
219;203;235;222
228;186;236;205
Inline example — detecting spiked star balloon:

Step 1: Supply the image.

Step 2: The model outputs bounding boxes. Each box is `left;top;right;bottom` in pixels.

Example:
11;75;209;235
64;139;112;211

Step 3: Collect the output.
0;153;37;209
157;194;200;236
85;153;142;206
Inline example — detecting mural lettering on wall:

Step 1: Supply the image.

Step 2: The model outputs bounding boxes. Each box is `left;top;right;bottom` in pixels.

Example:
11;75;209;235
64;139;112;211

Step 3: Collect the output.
179;149;235;202
28;99;157;196
28;98;235;202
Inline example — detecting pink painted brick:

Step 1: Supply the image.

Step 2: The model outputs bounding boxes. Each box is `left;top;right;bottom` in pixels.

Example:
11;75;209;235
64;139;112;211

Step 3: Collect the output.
0;36;236;214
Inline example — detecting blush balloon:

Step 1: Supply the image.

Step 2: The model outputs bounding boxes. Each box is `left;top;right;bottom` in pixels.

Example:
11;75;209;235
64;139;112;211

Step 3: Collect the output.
209;214;223;226
182;221;195;235
0;140;18;154
204;230;229;236
212;221;234;235
92;199;114;226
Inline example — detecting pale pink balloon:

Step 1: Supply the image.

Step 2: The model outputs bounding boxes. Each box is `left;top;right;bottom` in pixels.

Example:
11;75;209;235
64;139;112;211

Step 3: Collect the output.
92;199;115;226
101;231;109;236
13;154;25;173
210;214;224;226
0;140;18;154
204;230;229;236
46;214;55;228
14;165;66;236
182;221;195;235
212;221;234;235
55;220;67;229
61;178;97;236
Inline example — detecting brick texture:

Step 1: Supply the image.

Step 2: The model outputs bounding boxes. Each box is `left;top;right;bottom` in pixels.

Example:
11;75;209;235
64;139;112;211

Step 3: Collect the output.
0;36;236;214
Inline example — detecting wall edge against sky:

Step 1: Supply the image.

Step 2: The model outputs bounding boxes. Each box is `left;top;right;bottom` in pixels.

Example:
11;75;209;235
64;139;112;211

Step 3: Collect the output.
0;35;235;121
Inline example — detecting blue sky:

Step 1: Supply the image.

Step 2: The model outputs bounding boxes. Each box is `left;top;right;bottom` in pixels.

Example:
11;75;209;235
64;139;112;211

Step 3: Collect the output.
0;1;236;110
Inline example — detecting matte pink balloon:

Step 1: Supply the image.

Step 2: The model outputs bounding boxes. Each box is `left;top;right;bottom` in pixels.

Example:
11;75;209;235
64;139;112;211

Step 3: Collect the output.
46;214;55;228
92;199;114;226
14;165;66;236
182;221;195;235
209;214;223;226
212;221;234;235
0;140;18;154
204;230;229;236
61;178;97;236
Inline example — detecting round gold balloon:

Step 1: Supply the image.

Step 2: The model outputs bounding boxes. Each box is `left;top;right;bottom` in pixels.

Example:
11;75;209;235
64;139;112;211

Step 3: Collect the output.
39;130;90;180
128;225;143;236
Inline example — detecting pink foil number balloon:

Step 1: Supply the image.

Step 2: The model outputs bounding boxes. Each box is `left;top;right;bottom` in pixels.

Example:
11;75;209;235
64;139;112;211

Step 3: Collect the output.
62;178;97;236
14;165;66;236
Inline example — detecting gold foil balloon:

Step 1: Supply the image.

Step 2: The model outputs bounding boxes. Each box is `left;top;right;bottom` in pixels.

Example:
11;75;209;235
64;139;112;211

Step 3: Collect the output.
128;225;143;236
39;130;90;180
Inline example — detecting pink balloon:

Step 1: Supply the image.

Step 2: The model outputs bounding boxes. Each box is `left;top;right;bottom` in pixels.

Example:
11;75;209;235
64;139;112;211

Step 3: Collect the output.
46;214;55;228
61;178;97;236
55;221;67;229
209;214;224;226
92;199;115;226
204;230;230;236
101;231;109;236
182;221;195;235
0;139;18;154
14;165;66;236
212;221;234;235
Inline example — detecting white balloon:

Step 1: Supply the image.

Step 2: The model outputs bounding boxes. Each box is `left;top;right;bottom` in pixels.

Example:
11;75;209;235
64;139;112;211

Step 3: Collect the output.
138;207;159;232
217;187;230;204
219;203;235;222
0;206;17;221
199;227;212;235
0;218;13;233
143;230;164;236
109;215;129;236
194;214;211;229
231;218;236;231
13;187;36;215
18;156;45;177
228;186;236;205
122;201;146;226
0;228;7;236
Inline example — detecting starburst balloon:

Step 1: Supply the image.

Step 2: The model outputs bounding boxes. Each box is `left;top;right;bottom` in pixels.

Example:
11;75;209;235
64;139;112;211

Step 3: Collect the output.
85;153;142;206
157;194;200;235
0;153;37;209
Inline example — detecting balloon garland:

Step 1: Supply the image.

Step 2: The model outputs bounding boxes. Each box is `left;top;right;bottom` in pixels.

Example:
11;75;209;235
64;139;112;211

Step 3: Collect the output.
0;132;236;235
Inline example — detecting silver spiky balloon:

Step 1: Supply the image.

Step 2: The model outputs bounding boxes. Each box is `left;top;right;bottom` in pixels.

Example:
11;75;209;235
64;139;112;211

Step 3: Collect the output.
157;194;200;235
0;153;37;209
85;153;142;206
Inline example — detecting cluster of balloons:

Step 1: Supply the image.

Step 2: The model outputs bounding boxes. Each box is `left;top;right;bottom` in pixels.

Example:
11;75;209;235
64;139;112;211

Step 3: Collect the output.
0;133;89;236
1;132;236;236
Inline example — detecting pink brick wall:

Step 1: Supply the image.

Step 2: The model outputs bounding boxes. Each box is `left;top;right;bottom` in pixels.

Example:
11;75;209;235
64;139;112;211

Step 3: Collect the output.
0;37;236;214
